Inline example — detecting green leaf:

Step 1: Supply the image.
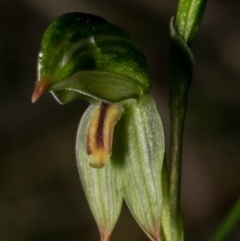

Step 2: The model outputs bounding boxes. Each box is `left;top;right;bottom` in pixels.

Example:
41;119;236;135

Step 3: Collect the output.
112;95;165;241
170;18;194;69
175;0;208;44
33;12;151;103
169;17;194;99
76;103;123;241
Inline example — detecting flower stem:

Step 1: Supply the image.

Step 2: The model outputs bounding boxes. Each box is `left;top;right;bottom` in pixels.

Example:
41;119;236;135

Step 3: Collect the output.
169;29;191;240
168;0;208;240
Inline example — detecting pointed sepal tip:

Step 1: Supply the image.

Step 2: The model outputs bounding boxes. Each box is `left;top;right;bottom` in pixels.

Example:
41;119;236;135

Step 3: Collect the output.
31;80;49;103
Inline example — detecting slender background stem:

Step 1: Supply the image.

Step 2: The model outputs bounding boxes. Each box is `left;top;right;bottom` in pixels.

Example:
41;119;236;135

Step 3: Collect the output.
209;197;240;241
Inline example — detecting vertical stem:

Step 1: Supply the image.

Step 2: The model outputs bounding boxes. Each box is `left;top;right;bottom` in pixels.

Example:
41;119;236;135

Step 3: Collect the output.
168;19;193;241
169;77;188;241
167;0;207;239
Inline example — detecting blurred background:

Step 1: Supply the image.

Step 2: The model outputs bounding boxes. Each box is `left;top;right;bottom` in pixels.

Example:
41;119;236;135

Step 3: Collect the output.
0;0;240;240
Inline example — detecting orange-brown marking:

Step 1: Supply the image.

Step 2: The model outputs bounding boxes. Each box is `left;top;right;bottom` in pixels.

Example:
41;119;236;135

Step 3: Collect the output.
86;102;123;168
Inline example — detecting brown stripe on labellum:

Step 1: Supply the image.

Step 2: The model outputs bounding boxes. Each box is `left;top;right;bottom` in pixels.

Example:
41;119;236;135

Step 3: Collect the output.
96;102;109;151
86;102;124;168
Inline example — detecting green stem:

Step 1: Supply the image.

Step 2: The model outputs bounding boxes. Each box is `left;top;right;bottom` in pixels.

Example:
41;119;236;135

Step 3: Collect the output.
168;0;208;239
209;197;240;241
169;92;187;241
169;49;189;241
168;19;193;241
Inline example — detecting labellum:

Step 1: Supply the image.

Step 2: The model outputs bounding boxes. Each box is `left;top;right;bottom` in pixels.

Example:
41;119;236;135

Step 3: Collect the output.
86;102;124;168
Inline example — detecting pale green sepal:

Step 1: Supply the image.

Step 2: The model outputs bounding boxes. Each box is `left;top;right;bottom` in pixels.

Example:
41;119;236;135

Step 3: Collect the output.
114;94;164;241
49;71;142;104
76;103;123;241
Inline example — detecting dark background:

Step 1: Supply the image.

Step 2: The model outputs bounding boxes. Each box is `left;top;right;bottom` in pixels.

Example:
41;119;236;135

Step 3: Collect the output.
1;0;240;240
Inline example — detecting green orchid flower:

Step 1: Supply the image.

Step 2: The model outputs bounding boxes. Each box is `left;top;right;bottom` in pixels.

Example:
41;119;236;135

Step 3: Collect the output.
32;12;165;241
